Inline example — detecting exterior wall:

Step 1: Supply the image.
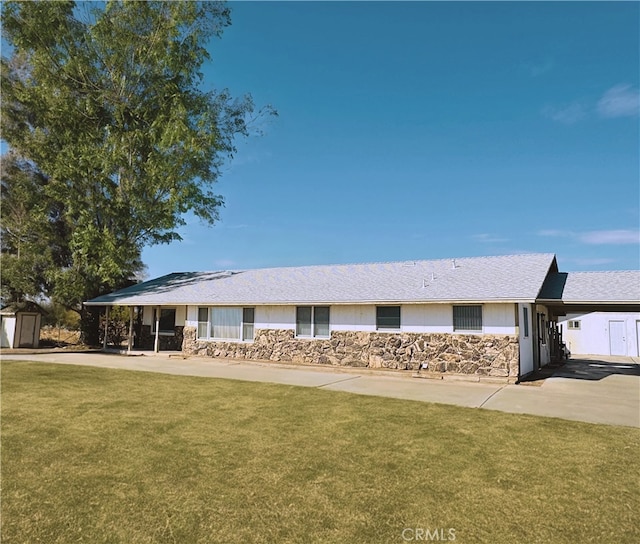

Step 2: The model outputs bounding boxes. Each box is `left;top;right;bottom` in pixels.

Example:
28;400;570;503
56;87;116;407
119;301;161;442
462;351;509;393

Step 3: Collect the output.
183;302;521;379
185;303;518;335
1;316;17;348
183;327;519;378
518;303;535;376
559;312;640;357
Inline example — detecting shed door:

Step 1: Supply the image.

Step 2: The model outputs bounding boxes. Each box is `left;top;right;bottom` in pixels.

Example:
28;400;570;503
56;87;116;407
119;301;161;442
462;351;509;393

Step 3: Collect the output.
608;320;626;356
18;314;36;348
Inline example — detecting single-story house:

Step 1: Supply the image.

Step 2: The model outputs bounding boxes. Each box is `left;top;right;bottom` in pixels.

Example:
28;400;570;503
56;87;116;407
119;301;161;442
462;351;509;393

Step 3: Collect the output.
85;253;640;382
0;302;44;349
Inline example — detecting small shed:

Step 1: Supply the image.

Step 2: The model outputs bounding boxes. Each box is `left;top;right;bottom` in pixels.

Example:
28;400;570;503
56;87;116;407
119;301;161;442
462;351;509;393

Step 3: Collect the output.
0;302;44;349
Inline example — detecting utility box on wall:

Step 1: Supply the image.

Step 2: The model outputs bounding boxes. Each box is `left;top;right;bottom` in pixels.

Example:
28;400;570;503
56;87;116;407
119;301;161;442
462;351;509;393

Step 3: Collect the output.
0;302;43;349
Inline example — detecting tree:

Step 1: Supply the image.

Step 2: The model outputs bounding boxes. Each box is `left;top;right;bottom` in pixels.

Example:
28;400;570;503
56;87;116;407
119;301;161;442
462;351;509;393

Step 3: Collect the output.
0;152;71;303
1;1;274;343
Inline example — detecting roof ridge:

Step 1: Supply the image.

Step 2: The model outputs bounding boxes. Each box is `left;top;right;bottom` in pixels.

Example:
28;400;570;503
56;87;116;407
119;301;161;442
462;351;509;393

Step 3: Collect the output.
192;253;556;274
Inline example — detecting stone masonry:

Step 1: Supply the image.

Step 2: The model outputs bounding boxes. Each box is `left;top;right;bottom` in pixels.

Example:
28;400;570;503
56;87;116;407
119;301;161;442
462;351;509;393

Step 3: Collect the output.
183;327;520;378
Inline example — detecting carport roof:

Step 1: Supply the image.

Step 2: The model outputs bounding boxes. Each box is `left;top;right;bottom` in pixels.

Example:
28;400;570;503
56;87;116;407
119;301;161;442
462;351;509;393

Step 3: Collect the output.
85;253;558;306
537;269;640;313
560;271;640;304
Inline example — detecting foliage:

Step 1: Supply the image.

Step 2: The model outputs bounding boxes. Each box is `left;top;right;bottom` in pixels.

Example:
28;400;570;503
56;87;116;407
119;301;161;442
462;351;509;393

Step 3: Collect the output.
0;1;274;332
40;301;81;330
0;153;70;303
98;305;131;346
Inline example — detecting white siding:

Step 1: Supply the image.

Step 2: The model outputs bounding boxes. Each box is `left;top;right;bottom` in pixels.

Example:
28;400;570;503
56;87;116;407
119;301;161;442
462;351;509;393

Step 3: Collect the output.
402;305;451;333
255;306;296;331
518;303;535;376
187;303;518;335
331;305;376;332
559;312;640;357
483;304;517;335
143;307;153;326
186;305;198;325
175;306;186;327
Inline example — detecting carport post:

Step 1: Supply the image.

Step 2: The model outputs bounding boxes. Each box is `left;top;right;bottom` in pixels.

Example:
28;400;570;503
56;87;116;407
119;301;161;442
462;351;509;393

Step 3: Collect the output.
154;306;160;353
127;306;134;354
102;306;110;350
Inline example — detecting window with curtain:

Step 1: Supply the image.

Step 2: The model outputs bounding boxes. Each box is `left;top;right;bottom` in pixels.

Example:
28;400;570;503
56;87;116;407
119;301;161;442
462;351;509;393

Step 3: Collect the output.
197;307;255;341
211;307;242;340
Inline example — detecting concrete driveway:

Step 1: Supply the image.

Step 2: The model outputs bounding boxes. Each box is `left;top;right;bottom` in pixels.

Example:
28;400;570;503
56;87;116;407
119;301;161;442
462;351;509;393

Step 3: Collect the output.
481;355;640;428
2;351;638;428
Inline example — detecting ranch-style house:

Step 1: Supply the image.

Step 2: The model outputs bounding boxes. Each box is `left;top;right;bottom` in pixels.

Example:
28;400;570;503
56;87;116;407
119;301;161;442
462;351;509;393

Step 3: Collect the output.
86;253;640;382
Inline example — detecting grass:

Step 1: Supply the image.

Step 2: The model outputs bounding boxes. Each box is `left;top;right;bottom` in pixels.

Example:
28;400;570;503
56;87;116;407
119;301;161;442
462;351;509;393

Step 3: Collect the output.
2;361;639;544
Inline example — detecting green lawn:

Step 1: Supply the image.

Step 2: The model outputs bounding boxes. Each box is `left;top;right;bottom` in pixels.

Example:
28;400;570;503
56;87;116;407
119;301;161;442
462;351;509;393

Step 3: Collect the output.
2;361;639;544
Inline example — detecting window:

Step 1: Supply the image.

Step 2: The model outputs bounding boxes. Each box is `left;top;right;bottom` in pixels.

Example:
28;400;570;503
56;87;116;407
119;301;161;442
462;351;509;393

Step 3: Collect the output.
296;306;330;338
568;320;581;330
453;305;482;331
198;307;208;338
211;307;242;340
152;308;176;334
197;307;254;341
376;306;401;330
242;308;255;341
523;307;529;338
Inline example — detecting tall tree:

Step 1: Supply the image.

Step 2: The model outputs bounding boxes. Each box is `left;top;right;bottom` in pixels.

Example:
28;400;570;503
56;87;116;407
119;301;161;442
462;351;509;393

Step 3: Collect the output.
1;1;274;342
0;152;70;303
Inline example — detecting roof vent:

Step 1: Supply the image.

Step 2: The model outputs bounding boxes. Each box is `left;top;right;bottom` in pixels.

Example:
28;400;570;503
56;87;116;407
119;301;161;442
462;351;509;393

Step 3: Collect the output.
422;273;435;288
451;259;459;270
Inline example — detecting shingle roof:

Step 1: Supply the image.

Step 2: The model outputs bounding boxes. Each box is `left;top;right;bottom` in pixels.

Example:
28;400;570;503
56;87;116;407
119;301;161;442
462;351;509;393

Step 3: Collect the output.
86;253;557;306
559;271;640;304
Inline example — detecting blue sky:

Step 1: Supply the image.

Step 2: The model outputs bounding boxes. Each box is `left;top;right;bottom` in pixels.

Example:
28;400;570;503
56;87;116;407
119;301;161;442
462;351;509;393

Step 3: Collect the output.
141;1;634;277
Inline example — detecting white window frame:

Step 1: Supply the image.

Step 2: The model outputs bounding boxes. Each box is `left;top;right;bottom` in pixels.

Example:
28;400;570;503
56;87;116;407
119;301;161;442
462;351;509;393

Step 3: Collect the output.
568;320;581;330
196;306;255;342
296;306;330;338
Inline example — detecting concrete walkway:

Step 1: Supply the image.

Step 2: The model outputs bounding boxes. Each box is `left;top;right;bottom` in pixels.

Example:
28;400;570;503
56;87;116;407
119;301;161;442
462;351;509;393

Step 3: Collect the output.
2;351;639;428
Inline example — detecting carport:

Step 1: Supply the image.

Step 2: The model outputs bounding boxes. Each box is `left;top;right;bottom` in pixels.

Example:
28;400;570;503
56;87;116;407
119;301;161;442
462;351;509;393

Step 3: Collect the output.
537;270;640;358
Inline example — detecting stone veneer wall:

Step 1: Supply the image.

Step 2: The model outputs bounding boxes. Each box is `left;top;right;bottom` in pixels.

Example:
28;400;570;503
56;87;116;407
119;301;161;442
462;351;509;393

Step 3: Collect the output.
182;327;520;378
